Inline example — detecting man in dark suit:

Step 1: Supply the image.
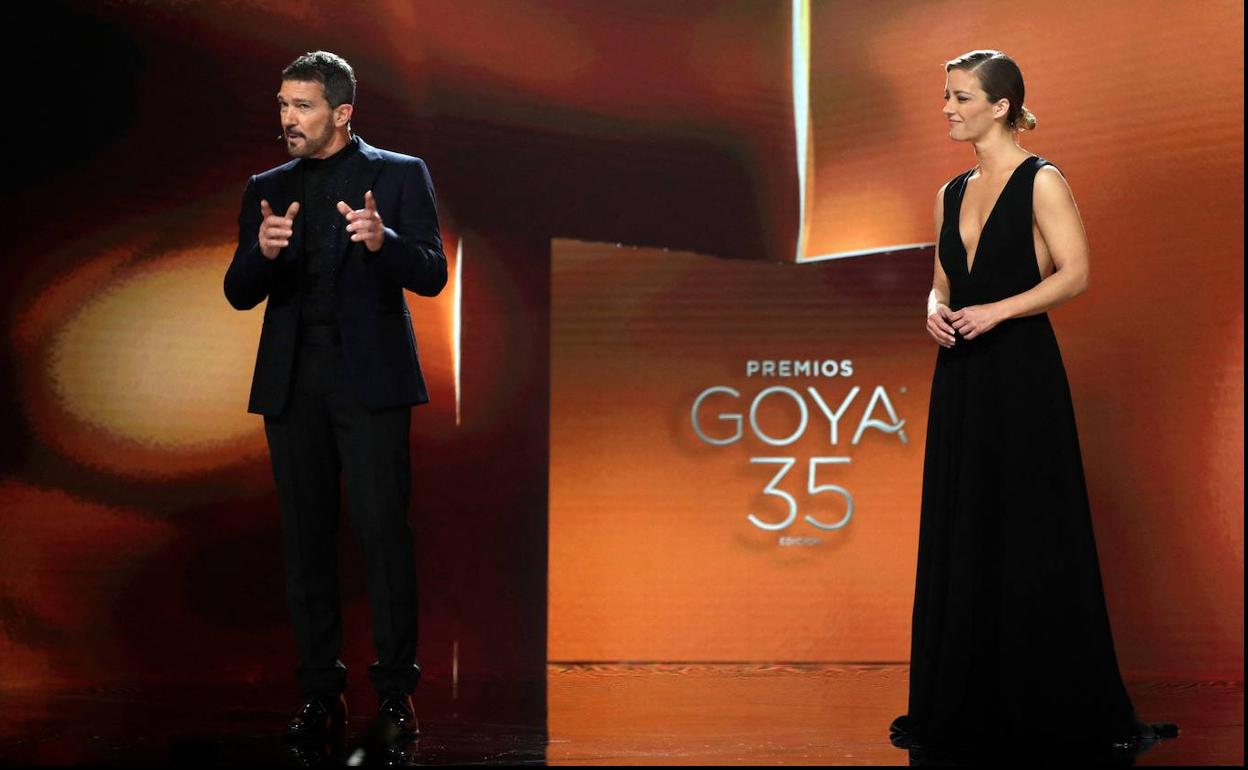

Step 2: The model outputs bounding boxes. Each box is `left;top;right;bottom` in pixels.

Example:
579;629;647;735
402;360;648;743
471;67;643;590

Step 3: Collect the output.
224;50;445;739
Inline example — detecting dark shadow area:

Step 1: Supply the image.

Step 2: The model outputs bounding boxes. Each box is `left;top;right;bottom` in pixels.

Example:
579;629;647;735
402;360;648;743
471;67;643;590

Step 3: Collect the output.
0;679;547;766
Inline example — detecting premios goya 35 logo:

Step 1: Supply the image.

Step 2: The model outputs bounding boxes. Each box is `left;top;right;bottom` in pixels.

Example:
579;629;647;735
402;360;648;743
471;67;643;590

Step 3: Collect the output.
690;359;907;541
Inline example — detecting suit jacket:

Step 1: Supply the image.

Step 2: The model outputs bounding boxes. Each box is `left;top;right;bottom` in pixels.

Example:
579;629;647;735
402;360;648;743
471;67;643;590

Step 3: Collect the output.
224;136;447;416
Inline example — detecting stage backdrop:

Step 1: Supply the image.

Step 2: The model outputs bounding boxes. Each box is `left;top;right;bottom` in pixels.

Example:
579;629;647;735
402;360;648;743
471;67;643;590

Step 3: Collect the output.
543;0;1244;676
0;0;1241;721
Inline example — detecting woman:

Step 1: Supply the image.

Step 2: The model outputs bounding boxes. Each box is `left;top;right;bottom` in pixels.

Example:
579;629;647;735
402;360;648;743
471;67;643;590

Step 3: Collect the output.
891;50;1175;751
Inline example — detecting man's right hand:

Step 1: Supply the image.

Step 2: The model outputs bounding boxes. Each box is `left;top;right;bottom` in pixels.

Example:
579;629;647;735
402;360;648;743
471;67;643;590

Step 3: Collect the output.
259;199;300;260
927;304;957;348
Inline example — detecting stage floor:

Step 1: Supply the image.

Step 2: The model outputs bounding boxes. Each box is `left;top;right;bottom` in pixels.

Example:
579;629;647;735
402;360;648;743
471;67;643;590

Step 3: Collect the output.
0;665;1240;765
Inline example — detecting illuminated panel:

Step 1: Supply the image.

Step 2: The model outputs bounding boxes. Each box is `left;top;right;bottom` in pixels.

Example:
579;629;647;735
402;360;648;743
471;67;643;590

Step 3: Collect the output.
549;240;934;661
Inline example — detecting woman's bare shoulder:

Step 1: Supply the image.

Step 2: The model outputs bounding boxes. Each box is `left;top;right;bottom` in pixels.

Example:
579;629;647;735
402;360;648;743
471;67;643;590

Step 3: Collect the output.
1034;163;1075;206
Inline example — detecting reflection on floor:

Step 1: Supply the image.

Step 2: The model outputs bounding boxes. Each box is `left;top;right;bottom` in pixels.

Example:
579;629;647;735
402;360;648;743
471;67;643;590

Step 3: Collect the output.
0;665;1240;765
549;665;1238;766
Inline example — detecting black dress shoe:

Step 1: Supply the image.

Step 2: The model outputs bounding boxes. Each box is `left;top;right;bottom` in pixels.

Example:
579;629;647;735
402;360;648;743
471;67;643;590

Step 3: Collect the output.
1114;718;1180;748
1150;722;1180;740
377;692;419;736
286;693;347;738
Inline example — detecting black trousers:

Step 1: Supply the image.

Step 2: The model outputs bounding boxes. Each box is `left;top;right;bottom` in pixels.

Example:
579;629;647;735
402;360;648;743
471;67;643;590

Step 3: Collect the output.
263;324;420;698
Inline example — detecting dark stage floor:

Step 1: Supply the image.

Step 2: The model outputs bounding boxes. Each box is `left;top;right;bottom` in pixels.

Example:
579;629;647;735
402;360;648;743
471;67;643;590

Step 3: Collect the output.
0;666;1240;765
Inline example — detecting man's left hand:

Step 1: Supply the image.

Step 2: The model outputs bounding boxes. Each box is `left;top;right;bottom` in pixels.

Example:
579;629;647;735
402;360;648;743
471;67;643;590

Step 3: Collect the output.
337;190;384;253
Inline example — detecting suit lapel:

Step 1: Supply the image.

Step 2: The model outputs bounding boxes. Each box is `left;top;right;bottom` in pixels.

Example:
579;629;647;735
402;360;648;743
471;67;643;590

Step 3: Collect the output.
334;136;386;270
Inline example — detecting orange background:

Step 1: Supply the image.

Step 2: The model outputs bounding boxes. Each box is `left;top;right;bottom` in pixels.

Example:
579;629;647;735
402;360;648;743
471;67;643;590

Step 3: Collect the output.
0;0;1240;703
550;0;1243;678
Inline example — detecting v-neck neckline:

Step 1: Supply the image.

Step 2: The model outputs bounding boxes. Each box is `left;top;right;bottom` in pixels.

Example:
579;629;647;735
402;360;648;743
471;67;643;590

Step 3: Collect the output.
957;155;1036;276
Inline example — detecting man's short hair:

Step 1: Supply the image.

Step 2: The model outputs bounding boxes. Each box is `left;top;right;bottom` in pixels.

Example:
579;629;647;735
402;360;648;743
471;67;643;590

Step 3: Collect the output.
282;50;356;108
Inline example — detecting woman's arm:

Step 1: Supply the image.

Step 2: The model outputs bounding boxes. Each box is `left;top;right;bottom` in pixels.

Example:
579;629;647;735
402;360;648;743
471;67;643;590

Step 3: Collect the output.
927;183;957;348
949;166;1090;339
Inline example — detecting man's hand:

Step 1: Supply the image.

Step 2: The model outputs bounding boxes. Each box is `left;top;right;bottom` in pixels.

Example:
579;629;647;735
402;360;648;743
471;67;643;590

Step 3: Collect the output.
337;190;384;253
926;304;957;348
259;199;300;260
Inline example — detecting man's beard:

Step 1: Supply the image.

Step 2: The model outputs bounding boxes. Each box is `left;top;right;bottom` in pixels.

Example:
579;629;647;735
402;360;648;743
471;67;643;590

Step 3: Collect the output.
286;122;335;158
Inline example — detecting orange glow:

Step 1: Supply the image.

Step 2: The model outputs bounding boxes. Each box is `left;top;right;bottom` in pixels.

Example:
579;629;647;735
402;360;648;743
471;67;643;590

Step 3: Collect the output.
16;246;267;477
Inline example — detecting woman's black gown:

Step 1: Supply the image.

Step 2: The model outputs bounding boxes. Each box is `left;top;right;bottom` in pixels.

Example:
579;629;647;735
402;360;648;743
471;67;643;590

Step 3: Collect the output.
893;156;1162;748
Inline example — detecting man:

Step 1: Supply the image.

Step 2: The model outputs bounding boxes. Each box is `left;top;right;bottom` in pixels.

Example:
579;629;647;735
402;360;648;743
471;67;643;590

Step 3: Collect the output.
224;50;445;739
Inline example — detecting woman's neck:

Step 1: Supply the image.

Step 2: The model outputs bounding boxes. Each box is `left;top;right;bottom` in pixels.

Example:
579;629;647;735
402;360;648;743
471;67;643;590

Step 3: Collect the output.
971;132;1028;176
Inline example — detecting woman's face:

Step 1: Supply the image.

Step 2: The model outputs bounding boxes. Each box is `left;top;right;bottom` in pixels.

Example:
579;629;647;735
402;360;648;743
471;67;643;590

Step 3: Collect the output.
943;68;1007;141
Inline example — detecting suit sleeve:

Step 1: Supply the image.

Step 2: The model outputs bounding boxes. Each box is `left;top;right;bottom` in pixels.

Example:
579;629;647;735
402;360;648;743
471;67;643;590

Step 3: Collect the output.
372;158;448;297
223;175;280;310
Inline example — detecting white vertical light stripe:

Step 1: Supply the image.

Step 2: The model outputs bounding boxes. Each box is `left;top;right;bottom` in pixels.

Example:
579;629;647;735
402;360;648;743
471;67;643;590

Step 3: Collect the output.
453;239;463;427
792;0;811;263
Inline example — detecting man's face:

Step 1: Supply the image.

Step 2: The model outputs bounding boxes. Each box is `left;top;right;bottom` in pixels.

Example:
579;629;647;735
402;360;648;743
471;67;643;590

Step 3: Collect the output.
277;79;342;158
